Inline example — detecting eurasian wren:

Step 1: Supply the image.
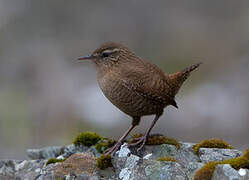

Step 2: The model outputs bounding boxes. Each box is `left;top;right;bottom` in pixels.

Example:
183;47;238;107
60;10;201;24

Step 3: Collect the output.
78;42;201;155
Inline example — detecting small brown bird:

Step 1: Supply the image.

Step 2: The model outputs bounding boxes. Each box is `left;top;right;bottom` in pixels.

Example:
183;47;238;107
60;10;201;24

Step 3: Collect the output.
78;42;201;155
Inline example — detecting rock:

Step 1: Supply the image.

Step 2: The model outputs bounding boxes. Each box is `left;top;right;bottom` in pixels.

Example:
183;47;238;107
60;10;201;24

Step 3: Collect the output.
143;153;153;160
53;153;97;177
144;161;188;180
14;159;46;180
199;148;242;163
27;146;65;160
118;154;140;179
117;143;131;158
118;159;188;180
0;159;46;180
27;144;92;160
113;144;188;180
113;145;139;177
212;164;249;180
185;162;204;180
151;144;178;160
0;160;17;179
175;143;200;167
1;141;249;180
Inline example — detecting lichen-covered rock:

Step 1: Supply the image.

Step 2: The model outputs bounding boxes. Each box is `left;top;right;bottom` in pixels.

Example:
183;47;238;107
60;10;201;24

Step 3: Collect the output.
175;142;200;168
2;137;249;180
0;160;17;180
0;159;46;180
185;162;205;180
212;164;249;180
144;161;188;180
199;148;242;163
27;144;94;160
152;144;178;160
27;146;65;160
37;152;116;179
15;160;46;179
113;144;188;180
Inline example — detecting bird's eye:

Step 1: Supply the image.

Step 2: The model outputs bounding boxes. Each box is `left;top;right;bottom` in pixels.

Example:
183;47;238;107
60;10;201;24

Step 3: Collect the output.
102;52;110;58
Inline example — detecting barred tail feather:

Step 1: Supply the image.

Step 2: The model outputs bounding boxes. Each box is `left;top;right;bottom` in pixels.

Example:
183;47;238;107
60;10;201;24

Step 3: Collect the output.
168;62;202;96
181;62;202;82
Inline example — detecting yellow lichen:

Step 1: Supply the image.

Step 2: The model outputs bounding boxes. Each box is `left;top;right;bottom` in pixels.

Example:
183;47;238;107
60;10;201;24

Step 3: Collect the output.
193;138;233;155
194;148;249;180
130;134;180;149
157;156;177;162
95;138;116;153
96;154;112;170
73;131;102;147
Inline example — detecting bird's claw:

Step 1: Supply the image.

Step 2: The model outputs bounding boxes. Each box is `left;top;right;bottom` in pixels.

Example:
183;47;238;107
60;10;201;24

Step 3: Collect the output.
104;141;122;156
128;136;147;152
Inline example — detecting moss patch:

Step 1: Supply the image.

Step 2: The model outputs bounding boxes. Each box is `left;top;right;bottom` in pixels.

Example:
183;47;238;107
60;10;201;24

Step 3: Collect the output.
194;148;249;180
157;156;177;162
130;134;180;149
96;154;112;170
95;138;116;154
73;131;102;147
194;161;217;180
193;138;233;155
46;158;65;166
243;148;249;160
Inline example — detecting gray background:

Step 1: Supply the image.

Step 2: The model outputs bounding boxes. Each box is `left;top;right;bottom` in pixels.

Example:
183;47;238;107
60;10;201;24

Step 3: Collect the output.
0;0;249;159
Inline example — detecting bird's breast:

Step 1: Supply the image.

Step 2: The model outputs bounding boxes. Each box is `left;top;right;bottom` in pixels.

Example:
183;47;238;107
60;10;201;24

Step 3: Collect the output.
97;72;164;117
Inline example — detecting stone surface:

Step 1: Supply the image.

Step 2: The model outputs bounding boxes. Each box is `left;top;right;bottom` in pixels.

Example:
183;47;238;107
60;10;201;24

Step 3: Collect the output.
27;146;65;160
144;161;188;180
1;141;249;180
0;159;46;180
212;164;249;180
199;148;242;163
176;142;200;168
185;162;204;180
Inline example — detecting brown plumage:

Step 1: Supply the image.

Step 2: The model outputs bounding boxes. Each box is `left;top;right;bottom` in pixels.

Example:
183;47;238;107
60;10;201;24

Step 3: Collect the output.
78;42;201;155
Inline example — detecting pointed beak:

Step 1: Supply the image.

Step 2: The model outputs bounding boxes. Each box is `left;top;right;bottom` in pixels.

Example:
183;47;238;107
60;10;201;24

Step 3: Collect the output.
77;54;95;61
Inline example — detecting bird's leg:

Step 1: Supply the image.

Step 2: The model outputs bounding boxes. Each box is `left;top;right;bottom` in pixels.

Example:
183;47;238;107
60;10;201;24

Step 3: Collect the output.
129;112;162;151
104;117;140;156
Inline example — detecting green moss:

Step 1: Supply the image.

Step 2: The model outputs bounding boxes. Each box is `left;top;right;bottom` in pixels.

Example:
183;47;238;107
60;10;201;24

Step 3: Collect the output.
56;178;63;180
243;148;249;160
157;156;177;162
130;134;180;149
46;158;65;166
73;131;102;147
95;138;116;153
194;161;218;180
193;138;233;155
96;154;112;170
222;157;249;170
194;148;249;180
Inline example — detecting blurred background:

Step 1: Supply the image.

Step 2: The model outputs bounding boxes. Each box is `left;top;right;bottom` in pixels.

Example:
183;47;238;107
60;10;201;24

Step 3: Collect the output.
0;0;249;159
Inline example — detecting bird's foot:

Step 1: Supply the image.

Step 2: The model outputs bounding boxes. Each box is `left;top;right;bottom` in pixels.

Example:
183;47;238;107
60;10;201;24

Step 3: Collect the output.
104;141;122;156
128;135;147;152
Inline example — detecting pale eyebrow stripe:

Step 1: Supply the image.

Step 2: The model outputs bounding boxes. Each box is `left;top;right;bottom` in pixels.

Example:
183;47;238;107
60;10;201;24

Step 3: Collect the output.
103;48;120;54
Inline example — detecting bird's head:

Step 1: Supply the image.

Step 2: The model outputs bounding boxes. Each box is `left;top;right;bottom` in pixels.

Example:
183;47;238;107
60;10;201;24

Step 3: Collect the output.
78;42;134;67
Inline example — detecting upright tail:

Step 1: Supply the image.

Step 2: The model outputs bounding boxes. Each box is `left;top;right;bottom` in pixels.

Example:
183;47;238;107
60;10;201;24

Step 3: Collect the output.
168;62;202;96
180;62;202;82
